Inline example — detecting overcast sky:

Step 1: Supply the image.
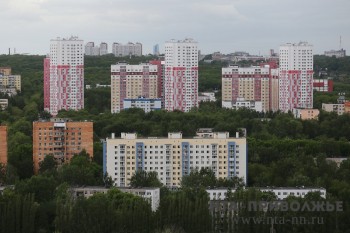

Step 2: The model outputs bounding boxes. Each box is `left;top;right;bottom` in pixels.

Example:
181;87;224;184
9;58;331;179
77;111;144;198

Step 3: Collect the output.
0;0;349;56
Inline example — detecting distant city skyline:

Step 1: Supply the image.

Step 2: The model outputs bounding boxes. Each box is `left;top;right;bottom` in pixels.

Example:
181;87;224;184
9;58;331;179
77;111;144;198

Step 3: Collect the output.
0;0;349;56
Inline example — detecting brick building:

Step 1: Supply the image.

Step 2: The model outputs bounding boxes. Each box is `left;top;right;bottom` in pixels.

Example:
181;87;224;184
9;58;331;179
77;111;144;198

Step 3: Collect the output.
33;118;93;173
0;126;7;165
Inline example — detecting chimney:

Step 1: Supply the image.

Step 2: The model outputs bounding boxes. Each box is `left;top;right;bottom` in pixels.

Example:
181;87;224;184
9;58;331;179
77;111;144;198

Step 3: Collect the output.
236;132;239;138
111;133;115;139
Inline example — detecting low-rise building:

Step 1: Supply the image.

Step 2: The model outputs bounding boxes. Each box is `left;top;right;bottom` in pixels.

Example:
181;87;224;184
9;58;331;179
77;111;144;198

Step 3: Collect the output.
70;186;160;211
123;97;161;113
0;74;21;96
222;97;263;112
324;49;346;58
206;187;326;200
293;108;320;120
322;103;345;115
326;158;348;167
0;99;8;110
198;92;216;102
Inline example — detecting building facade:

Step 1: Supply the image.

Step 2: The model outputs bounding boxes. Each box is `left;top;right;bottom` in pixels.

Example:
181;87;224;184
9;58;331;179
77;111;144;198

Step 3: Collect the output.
123;97;162;113
324;49;346;58
0;126;7;165
99;42;108;55
112;42;142;57
0;99;8;110
70;187;160;211
292;108;320;120
222;65;279;112
104;130;247;188
279;42;314;112
222;97;263;112
0;67;11;75
322;103;345;115
32;118;93;173
198;92;217;102
111;63;160;113
44;37;84;116
313;79;333;92
164;38;199;112
0;74;21;96
207;187;326;200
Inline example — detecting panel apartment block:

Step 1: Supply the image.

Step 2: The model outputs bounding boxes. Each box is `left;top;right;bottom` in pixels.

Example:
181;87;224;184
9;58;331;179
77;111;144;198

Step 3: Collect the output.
0;126;7;165
33;119;93;173
44;36;84;116
164;38;198;112
104;131;247;188
0;74;21;96
112;42;142;57
222;65;279;112
313;79;333;92
279;42;313;112
111;63;160;113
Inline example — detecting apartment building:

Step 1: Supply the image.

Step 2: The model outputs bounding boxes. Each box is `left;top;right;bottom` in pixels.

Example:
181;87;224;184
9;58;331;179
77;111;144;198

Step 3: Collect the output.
99;42;108;55
0;126;7;165
112;42;142;57
293;108;320;120
85;42;100;56
33;118;93;173
44;36;84;116
111;63;160;113
104;129;247;188
0;74;21;96
313;79;333;92
222;65;279;112
164;38;199;112
279;42;314;112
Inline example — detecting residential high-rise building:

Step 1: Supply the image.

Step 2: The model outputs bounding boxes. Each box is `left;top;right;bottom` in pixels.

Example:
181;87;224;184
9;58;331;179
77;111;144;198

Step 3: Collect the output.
153;44;159;56
164;38;198;112
32;118;93;173
44;36;84;116
222;65;279;112
111;63;160;113
112;42;142;57
100;42;108;55
104;129;247;187
279;42;313;112
0;126;7;165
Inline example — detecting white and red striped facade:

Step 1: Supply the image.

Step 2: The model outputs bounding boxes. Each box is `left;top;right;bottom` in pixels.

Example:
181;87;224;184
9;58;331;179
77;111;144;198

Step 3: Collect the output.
279;42;313;112
44;37;84;116
111;63;160;113
221;65;279;112
164;39;198;112
313;79;333;92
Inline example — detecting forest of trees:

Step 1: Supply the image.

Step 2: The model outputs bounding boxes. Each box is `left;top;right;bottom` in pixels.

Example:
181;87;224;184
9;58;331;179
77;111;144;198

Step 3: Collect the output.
0;54;350;232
